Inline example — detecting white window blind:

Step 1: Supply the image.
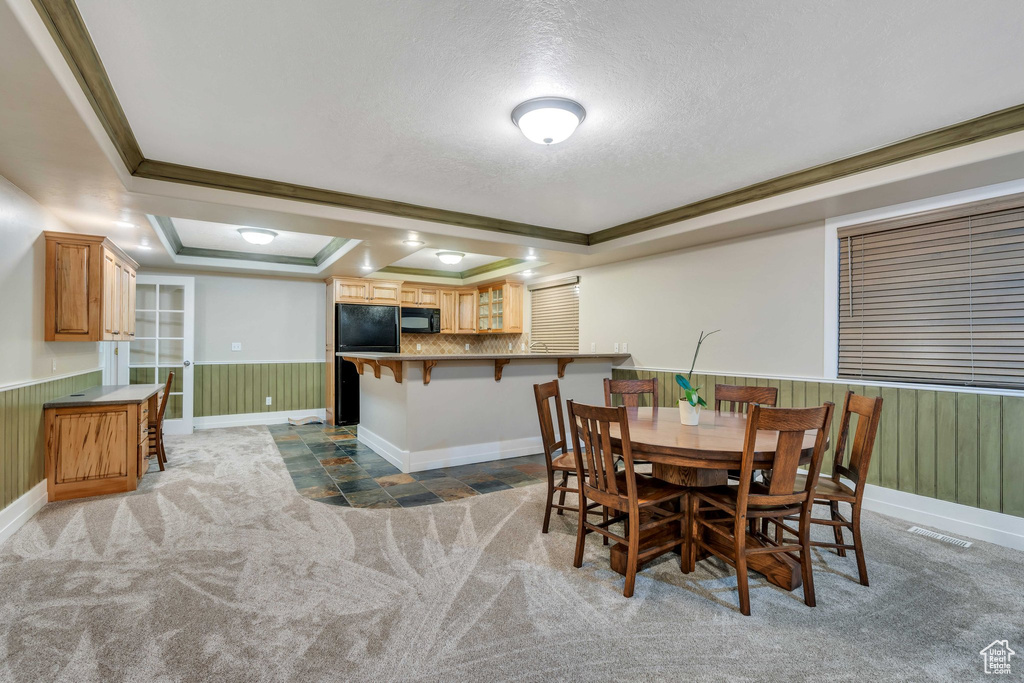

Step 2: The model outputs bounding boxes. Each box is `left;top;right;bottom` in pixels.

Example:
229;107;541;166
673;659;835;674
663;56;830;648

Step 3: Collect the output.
529;279;579;354
838;195;1024;389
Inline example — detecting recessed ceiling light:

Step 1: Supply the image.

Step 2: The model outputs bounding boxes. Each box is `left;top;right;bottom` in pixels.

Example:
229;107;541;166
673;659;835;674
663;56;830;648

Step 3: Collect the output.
114;220;135;228
360;264;373;271
403;239;424;247
525;254;538;261
238;227;277;245
511;97;586;145
136;244;152;250
522;270;534;276
436;251;465;265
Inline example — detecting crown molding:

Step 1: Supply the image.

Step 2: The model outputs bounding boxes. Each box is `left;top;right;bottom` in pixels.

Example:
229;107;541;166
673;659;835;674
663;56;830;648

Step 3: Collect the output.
378;257;526;281
31;0;1024;249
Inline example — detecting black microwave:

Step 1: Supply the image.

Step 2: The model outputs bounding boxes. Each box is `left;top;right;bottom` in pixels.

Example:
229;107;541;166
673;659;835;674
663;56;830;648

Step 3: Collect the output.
401;307;441;334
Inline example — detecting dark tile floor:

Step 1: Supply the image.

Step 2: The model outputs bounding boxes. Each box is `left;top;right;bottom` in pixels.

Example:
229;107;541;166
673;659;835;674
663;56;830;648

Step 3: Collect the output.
268;423;548;508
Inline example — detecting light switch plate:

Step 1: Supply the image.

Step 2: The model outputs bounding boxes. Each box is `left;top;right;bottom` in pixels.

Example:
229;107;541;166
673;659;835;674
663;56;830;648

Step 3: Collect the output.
265;396;272;406
231;342;242;351
613;342;620;353
622;342;628;353
590;342;596;352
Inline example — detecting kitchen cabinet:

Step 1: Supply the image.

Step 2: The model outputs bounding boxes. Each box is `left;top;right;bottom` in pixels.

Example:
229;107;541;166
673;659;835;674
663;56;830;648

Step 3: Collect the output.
401;285;441;308
45;232;138;342
477;280;523;334
331;277;403;305
439;289;456;333
455;288;478;334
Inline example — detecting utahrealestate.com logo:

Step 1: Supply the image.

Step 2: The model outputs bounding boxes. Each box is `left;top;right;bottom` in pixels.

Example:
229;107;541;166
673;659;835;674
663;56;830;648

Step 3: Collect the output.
980;640;1016;675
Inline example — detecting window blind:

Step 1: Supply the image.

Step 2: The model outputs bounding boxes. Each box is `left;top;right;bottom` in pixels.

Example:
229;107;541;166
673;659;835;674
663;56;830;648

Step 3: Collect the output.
529;279;579;354
838;197;1024;389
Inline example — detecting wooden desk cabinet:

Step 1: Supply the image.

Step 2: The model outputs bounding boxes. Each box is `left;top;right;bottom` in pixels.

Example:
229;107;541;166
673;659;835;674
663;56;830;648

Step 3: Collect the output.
44;385;163;501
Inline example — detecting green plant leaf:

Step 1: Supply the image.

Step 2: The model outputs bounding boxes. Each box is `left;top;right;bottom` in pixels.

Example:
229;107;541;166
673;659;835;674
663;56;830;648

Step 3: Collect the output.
675;374;691;391
697;396;707;407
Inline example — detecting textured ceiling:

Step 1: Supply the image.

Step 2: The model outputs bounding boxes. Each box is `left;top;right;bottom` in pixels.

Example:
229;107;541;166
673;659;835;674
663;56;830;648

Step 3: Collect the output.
171;218;334;257
68;1;1024;233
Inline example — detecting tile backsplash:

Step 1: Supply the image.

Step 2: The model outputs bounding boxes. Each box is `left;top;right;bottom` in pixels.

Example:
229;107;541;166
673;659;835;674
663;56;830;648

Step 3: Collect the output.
401;332;530;355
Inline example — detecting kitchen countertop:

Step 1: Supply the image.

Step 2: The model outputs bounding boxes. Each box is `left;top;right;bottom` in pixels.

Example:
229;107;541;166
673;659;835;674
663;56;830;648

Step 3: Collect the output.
44;384;163;408
337;352;632;362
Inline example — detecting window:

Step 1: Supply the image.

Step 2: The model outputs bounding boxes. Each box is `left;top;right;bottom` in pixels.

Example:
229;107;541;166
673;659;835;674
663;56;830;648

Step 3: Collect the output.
838;194;1024;389
529;277;579;354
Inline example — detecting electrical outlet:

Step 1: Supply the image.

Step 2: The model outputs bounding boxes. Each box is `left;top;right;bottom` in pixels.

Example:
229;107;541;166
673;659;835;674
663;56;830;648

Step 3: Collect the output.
520;343;525;351
231;342;242;351
508;342;513;351
465;343;470;351
590;342;596;352
622;342;628;353
266;396;272;406
613;342;620;353
416;343;421;351
51;359;57;372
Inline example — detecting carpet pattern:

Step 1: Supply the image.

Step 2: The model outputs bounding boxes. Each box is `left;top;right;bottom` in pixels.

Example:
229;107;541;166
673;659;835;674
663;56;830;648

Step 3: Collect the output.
273;423;549;508
0;426;1021;681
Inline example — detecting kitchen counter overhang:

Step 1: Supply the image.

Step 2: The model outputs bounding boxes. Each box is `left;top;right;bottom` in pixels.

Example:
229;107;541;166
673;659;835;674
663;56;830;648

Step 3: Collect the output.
338;352;631;384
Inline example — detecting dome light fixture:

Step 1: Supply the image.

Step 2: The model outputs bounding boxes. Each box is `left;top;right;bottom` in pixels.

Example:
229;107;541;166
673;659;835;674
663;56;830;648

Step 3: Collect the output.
238;227;277;245
511;97;586;145
436;251;465;265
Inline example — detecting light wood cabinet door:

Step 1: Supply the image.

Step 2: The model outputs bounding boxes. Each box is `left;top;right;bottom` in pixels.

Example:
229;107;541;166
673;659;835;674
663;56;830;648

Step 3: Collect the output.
455;289;478;334
401;287;419;306
368;280;402;305
439;289;456;333
504;281;524;333
127;269;137;338
334;278;371;303
53;242;91;337
103;250;117;339
119;265;131;340
110;260;123;338
418;287;440;307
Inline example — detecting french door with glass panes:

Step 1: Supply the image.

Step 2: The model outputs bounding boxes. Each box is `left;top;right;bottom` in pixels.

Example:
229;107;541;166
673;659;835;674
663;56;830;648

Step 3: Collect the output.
130;275;195;434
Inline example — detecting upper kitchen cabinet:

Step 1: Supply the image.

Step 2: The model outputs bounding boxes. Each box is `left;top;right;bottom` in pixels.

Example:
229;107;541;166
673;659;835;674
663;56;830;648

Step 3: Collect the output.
477;280;523;334
330;277;403;305
455;288;478;334
401;285;441;308
44;232;139;342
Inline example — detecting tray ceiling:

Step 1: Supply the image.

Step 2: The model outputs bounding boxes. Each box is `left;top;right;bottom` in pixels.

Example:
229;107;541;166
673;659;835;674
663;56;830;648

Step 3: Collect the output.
172;218;334;257
72;0;1024;234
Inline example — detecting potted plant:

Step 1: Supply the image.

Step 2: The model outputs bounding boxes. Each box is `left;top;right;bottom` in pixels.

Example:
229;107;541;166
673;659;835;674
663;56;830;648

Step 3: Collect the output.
675;329;719;426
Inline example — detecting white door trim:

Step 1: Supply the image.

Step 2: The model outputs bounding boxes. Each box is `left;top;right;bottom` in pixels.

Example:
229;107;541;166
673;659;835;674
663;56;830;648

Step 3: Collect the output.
135;274;195;435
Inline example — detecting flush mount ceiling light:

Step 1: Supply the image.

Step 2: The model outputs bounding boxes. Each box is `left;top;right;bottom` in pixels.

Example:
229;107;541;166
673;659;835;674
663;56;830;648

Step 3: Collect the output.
511;97;586;145
238;227;277;245
522;270;534;276
114;220;135;228
436;251;465;265
403;239;424;247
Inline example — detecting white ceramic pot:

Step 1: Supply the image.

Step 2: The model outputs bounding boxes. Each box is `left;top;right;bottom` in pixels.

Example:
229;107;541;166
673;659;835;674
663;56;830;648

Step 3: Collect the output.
678;399;701;426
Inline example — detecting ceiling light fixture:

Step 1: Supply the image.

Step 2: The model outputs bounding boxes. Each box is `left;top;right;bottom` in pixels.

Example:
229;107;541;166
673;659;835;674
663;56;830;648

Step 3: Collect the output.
115;220;135;228
511;97;586;145
238;227;277;245
525;254;538;261
403;239;424;247
522;270;534;276
436;251;465;265
361;264;373;271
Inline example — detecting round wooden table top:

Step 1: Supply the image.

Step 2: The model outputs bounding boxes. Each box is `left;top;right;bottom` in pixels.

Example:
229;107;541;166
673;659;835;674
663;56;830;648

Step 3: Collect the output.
607;407;820;470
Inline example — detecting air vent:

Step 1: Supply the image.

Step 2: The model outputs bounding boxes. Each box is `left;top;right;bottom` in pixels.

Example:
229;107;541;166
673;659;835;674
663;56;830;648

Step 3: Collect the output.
908;526;972;548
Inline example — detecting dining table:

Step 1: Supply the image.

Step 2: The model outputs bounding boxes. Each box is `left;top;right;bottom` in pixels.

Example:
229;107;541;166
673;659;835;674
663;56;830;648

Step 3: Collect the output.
606;406;821;591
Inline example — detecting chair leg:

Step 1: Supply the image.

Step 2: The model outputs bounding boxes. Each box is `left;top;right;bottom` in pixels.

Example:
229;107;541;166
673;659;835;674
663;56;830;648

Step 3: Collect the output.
572;495;587;569
542;470;555;533
623;507;640;598
798;512;816;607
851;504;870;587
602;506;609;546
735;520;750;616
556;472;568;515
687;495;699;572
155;434;165;472
158;433;168;468
829;501;846;556
680;495;688;573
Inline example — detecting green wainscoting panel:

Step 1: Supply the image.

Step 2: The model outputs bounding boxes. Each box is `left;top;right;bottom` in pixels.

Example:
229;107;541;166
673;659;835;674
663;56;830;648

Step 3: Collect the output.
612;368;1023;519
129;366;183;419
0;370;103;510
193;362;324;417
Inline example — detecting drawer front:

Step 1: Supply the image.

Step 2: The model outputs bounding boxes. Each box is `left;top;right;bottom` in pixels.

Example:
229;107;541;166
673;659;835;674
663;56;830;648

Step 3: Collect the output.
139;404;149;424
139;419;149;445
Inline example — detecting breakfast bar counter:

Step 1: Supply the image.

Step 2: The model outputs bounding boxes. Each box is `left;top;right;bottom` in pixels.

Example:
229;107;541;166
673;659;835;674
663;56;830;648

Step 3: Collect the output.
338;352;630;472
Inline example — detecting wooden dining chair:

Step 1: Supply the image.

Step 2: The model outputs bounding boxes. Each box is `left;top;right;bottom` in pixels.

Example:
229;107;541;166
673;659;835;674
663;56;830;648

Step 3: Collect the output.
684;402;834;616
779;391;883;586
567;400;688;598
533;380;604;533
714;384;778;413
148;372;174;471
603;377;658;408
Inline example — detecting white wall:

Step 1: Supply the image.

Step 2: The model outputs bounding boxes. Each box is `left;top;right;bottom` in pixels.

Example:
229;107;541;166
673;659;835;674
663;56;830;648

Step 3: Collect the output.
187;272;325;362
574;222;826;378
0;175;100;386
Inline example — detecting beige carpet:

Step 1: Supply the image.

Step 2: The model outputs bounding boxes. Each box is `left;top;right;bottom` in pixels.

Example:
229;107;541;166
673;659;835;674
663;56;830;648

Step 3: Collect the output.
0;426;1020;682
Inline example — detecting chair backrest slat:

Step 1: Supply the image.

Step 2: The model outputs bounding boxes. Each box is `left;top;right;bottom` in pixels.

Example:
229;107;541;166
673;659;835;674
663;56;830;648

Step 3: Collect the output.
604;378;658;408
831;391;884;494
533;379;568;471
567;400;637;505
736;404;834;509
156;371;174;426
714;384;778;413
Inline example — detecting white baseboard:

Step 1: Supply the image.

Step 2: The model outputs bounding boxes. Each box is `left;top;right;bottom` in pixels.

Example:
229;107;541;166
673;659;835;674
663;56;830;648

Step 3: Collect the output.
862;484;1024;551
194;409;327;430
0;481;47;547
357;427;543;473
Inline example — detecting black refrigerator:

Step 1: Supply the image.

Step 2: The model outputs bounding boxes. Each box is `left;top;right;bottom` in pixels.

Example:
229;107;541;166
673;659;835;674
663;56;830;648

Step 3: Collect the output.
335;304;400;425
